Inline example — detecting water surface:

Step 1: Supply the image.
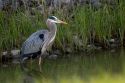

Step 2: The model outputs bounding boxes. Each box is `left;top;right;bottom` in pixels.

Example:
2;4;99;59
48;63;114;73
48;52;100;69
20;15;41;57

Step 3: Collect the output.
0;50;125;83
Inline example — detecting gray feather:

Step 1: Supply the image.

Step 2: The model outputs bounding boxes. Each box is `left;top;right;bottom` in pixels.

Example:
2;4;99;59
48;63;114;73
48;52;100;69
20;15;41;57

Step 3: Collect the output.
21;29;49;56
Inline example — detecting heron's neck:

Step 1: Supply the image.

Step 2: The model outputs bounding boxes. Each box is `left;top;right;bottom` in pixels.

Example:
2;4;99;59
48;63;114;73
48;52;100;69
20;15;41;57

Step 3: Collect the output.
47;22;57;37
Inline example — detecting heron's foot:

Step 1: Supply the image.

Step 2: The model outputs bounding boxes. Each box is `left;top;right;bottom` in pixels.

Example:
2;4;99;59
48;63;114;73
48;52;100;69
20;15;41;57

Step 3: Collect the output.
20;57;28;63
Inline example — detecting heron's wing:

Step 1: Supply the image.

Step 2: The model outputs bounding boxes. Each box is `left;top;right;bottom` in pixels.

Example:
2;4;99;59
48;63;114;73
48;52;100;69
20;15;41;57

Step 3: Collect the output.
21;30;49;55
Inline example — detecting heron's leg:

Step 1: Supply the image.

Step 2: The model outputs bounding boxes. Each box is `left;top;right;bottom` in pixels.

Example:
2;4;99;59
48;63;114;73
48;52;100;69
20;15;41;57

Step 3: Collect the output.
39;56;42;65
39;56;44;65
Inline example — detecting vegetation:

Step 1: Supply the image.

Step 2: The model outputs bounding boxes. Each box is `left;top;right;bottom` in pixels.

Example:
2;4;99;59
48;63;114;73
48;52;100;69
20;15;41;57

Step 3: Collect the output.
0;0;125;53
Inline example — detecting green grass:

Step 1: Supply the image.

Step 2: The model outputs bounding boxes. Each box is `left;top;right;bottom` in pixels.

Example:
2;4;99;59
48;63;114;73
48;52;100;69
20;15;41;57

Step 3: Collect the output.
0;0;125;53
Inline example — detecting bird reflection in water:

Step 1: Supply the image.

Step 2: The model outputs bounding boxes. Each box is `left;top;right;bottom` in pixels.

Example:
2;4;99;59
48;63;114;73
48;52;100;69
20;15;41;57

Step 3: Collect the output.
20;63;47;83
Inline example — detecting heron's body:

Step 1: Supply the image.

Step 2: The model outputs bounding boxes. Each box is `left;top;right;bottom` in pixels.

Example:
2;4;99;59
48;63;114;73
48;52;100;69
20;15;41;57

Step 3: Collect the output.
20;30;49;59
20;16;66;65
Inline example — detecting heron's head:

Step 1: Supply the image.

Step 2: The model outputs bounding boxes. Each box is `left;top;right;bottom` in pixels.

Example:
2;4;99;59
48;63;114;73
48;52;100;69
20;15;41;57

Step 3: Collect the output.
46;16;67;25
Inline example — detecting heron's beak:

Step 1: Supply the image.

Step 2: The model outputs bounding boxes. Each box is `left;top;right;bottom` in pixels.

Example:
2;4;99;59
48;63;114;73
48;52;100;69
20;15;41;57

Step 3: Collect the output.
58;20;68;24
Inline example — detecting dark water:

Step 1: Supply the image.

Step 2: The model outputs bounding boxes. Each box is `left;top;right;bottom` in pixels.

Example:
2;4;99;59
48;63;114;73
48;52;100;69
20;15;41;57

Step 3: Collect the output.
0;50;125;83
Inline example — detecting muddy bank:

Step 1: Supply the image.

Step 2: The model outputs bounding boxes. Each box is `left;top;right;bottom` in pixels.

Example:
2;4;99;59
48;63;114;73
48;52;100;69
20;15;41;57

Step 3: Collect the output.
0;0;118;12
1;36;123;63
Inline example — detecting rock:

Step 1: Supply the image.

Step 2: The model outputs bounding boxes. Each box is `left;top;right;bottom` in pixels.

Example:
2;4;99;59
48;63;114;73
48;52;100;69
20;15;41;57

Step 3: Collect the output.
24;0;45;15
87;44;96;49
1;55;12;63
53;50;61;55
46;0;74;8
29;5;44;15
2;51;8;56
108;38;121;48
2;64;8;68
0;0;43;13
110;44;118;48
102;0;116;5
109;39;115;43
0;0;116;13
91;0;99;3
45;0;53;6
2;0;10;6
48;54;58;60
0;0;3;10
0;0;24;11
73;35;83;47
96;46;102;50
92;1;102;9
12;59;20;64
87;44;102;50
68;0;101;7
1;51;11;62
27;0;40;7
36;5;44;11
42;51;49;58
53;0;71;7
65;47;72;54
11;50;20;58
11;0;20;10
11;50;20;56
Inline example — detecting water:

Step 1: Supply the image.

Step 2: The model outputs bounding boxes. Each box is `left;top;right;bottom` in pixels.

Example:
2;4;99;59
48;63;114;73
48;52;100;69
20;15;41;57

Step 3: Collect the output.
0;50;125;83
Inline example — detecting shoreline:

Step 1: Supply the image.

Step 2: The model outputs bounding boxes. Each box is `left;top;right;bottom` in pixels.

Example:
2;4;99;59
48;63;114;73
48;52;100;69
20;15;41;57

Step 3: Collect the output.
1;46;124;63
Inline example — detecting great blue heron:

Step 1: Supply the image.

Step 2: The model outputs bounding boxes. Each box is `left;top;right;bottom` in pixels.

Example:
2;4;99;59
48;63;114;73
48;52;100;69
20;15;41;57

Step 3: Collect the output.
20;16;67;65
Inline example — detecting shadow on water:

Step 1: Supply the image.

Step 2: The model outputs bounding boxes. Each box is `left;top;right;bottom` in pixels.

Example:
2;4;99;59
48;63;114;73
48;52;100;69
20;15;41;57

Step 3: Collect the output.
0;49;125;83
